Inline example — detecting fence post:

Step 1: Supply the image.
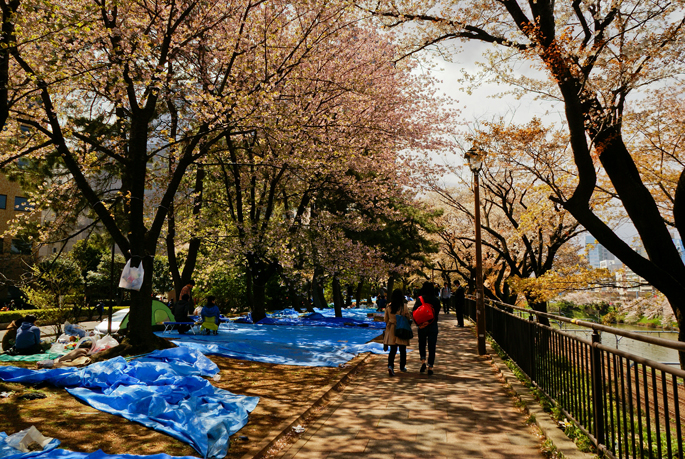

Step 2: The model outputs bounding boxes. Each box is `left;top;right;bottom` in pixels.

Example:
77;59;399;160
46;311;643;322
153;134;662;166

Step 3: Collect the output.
529;315;536;381
590;330;605;447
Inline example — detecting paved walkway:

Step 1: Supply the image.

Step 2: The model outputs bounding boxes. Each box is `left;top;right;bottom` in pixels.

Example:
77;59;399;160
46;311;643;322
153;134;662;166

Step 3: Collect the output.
278;313;546;459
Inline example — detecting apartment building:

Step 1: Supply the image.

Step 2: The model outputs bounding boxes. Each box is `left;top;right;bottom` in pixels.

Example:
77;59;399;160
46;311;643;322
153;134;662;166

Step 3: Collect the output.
0;174;36;298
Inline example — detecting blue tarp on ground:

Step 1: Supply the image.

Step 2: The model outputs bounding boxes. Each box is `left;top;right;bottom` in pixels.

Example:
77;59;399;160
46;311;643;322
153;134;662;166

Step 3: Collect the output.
233;307;384;326
0;434;199;459
162;321;384;367
0;348;258;459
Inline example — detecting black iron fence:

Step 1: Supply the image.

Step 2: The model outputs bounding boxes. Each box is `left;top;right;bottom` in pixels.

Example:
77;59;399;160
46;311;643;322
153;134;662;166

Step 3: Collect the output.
465;298;685;459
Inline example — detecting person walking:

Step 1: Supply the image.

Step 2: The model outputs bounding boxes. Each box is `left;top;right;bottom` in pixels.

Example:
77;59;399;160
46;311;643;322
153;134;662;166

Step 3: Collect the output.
384;289;412;376
439;283;451;314
453;281;465;327
413;281;440;376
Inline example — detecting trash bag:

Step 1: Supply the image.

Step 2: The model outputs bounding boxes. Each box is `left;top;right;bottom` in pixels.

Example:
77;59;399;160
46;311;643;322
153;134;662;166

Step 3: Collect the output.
64;322;86;338
90;335;118;354
5;426;53;453
118;259;144;291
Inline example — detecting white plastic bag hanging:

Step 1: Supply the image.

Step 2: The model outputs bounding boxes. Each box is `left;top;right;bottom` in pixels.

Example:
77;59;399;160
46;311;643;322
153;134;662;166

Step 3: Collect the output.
118;259;144;291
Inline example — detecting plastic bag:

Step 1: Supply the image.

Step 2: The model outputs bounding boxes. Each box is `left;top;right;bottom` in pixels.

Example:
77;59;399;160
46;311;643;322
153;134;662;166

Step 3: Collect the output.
90;334;118;354
5;426;53;453
64;321;86;338
49;342;65;354
118;259;144;291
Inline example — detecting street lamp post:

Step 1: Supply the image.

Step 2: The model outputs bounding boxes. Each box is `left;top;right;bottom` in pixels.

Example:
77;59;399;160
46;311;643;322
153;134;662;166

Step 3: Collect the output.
465;146;487;356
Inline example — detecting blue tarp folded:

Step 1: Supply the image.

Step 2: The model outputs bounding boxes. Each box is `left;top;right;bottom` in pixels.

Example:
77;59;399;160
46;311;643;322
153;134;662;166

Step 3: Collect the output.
0;435;200;459
0;348;257;459
163;322;383;367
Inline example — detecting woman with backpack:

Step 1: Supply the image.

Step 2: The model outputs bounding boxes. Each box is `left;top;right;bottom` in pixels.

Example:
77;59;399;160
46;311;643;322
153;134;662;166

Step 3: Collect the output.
383;289;412;376
412;281;440;375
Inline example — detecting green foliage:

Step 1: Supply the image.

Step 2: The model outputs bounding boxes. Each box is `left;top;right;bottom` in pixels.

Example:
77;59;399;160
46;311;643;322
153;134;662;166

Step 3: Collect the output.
0;310;32;323
552;300;577;317
194;261;247;313
71;236;108;277
152;255;173;296
86;252;127;300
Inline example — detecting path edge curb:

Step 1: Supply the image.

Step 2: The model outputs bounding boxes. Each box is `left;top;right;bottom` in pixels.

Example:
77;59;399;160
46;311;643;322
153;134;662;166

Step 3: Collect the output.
488;346;596;459
239;352;376;459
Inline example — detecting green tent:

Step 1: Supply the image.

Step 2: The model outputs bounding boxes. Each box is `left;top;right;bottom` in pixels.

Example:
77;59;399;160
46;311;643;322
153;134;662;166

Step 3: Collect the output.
120;299;175;332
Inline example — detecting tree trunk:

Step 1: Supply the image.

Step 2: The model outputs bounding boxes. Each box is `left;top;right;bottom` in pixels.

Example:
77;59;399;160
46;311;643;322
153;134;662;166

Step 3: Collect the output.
311;269;326;309
180;164;205;286
126;256;155;348
387;276;395;297
332;276;343;318
527;298;550;326
246;268;254;315
288;285;303;311
345;284;353;307
251;275;267;323
355;281;363;308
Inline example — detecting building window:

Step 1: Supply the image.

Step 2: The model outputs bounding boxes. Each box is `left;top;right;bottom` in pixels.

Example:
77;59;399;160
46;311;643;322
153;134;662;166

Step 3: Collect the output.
10;239;32;255
14;196;33;212
0;194;6;209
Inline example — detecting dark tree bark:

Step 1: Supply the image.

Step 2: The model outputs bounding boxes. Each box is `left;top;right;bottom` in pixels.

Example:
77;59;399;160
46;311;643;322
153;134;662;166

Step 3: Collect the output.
332;276;343;318
355;281;363;308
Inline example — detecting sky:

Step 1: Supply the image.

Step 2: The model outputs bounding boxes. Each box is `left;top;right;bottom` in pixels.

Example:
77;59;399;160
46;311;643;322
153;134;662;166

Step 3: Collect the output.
422;42;641;243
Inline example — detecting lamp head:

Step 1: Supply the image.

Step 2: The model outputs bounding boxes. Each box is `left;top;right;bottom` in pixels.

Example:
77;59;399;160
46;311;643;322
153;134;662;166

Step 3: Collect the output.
464;146;485;173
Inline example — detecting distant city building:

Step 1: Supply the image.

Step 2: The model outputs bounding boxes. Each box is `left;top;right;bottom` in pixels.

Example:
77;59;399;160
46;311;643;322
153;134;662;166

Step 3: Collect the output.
672;238;685;263
0;173;38;299
585;235;615;268
599;259;621;272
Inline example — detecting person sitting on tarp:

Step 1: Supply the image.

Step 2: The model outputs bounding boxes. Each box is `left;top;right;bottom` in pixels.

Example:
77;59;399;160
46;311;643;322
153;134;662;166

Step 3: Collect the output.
1;317;23;352
15;315;47;355
173;293;193;334
200;296;220;334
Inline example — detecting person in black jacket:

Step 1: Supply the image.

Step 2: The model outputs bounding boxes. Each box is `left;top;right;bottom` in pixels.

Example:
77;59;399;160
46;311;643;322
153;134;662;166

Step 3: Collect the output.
412;281;440;375
173;294;192;334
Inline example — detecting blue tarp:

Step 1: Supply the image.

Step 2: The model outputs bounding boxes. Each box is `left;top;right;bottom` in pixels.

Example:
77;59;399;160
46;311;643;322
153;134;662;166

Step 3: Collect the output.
0;348;258;459
163;322;384;367
233;307;383;326
0;434;199;459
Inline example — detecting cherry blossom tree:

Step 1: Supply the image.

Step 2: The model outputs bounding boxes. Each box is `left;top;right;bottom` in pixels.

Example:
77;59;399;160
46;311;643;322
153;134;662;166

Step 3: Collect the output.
365;0;685;365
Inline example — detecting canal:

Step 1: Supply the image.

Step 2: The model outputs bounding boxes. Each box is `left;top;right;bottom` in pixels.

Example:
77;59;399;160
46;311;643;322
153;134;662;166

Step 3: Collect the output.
553;321;680;364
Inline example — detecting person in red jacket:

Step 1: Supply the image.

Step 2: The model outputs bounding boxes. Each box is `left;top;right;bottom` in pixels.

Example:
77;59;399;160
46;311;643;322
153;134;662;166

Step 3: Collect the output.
412;281;440;376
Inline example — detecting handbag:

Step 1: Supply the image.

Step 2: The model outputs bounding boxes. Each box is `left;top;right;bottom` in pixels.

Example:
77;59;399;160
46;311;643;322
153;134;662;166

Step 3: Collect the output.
395;313;413;340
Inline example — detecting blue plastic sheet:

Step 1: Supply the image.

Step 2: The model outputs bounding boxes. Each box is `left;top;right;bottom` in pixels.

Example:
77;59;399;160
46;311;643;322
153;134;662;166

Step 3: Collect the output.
164;322;383;367
255;308;384;329
0;436;200;459
0;348;257;459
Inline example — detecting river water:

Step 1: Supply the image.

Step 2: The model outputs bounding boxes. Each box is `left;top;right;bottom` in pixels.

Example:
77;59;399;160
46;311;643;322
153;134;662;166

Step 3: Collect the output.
553;322;680;364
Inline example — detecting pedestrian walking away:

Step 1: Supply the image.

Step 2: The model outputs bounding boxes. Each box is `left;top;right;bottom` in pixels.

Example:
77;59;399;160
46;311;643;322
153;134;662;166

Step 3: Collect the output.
439;282;451;314
413;281;440;376
383;289;412;376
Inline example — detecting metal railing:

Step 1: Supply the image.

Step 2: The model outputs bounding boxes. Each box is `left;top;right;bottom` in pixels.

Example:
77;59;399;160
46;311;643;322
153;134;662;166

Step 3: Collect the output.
465;298;685;459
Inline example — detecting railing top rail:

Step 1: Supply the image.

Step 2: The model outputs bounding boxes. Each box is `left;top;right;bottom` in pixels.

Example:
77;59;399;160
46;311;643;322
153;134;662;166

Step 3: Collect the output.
475;297;685;352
